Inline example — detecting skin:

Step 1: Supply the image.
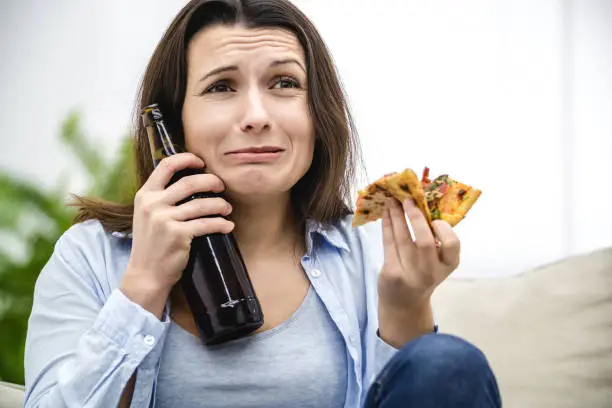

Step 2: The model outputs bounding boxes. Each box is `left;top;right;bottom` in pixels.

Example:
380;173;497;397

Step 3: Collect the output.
118;24;461;407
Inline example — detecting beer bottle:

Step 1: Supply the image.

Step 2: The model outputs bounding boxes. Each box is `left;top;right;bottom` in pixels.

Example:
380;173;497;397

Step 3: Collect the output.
141;103;264;345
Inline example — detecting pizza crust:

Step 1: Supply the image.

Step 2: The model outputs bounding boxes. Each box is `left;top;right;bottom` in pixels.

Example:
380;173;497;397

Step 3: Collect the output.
352;169;431;228
385;169;432;226
351;174;395;228
437;182;482;227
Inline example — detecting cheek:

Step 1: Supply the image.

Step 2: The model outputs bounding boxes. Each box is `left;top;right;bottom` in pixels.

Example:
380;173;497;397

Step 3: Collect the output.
182;105;225;160
283;101;313;145
293;117;315;171
291;131;315;182
299;135;315;166
298;117;315;161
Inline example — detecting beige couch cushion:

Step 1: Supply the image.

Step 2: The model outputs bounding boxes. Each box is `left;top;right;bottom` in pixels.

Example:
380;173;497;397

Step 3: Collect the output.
432;247;612;408
0;381;25;408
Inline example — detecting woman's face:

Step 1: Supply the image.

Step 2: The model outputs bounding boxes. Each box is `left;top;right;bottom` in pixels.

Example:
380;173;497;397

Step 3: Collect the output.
182;24;314;202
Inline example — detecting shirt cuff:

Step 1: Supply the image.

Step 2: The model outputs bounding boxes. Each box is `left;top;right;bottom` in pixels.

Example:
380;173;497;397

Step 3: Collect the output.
373;329;399;377
92;289;170;365
375;314;439;346
373;316;438;374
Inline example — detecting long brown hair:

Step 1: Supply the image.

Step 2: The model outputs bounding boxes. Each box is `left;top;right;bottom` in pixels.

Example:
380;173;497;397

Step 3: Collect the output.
72;0;363;233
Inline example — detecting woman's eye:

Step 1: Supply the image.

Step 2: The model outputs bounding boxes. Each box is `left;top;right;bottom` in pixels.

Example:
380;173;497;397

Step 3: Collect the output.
204;82;233;93
271;76;301;89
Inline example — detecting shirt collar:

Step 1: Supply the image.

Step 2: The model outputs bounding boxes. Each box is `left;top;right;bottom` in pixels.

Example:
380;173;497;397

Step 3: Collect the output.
305;218;351;255
110;218;351;254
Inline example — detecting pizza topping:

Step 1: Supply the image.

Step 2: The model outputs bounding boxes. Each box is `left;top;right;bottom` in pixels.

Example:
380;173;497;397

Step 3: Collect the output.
399;183;411;193
458;189;467;199
426;175;447;191
371;184;393;198
431;209;441;219
424;189;444;204
424;176;450;207
373;184;386;193
421;167;431;185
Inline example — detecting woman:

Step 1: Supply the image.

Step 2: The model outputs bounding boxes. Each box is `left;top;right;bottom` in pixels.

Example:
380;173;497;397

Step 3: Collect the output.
24;0;501;407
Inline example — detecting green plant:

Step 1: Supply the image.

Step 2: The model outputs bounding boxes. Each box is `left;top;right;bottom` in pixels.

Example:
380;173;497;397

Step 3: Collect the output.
0;111;136;384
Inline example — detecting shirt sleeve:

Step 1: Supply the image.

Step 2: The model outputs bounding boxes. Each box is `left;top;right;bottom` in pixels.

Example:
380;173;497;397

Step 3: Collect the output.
372;319;439;377
24;228;170;408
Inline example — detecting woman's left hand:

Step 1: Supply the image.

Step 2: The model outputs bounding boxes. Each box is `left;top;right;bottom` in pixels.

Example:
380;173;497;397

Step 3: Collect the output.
377;197;461;346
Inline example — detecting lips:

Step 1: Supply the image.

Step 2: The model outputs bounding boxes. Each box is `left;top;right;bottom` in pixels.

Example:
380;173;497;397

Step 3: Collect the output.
226;146;285;155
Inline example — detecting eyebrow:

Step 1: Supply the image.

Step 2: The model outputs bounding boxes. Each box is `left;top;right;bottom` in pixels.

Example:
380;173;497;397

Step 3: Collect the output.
198;65;238;83
198;58;306;83
270;58;306;73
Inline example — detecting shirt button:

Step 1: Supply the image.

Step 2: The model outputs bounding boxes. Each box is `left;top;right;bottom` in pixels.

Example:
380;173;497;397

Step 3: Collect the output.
310;269;321;278
144;335;156;347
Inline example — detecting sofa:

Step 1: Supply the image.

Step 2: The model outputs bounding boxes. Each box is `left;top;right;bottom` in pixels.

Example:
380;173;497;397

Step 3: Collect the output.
432;246;612;407
0;381;24;407
2;247;611;407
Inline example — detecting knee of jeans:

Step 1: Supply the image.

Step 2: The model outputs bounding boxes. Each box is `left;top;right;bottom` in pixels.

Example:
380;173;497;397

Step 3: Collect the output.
398;333;492;379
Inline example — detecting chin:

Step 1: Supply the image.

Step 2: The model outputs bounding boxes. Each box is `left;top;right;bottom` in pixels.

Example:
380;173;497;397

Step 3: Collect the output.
217;161;311;201
222;168;293;200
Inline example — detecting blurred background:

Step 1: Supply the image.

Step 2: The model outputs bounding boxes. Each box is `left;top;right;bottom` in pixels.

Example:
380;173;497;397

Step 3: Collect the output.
1;0;611;385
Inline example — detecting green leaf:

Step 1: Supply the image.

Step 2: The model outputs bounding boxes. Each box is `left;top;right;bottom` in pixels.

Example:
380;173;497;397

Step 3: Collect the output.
0;173;71;233
60;110;105;181
0;109;135;384
98;135;137;203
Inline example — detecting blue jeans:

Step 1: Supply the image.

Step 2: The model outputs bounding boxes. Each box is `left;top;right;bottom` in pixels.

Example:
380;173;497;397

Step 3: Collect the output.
364;334;502;407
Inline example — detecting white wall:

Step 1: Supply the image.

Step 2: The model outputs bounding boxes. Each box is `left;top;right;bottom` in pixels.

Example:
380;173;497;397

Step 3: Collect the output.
1;0;611;278
570;0;612;255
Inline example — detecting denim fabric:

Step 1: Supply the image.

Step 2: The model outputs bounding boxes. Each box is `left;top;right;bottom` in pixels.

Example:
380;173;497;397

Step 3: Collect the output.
364;333;502;408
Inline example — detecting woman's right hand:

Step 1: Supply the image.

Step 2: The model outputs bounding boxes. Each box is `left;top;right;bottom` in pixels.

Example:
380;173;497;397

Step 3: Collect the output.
120;153;234;317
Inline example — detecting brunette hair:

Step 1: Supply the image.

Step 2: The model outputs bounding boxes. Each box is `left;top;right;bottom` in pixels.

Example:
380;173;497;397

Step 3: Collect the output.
72;0;363;233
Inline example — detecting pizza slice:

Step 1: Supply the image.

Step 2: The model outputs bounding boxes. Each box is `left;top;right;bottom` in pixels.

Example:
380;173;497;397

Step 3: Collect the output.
421;167;482;227
352;167;481;228
352;169;431;228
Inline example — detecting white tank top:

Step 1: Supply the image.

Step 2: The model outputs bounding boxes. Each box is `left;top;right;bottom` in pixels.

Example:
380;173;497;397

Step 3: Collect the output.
155;286;348;407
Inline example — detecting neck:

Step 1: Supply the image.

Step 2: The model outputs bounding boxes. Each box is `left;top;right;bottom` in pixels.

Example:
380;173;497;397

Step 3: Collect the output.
228;193;304;259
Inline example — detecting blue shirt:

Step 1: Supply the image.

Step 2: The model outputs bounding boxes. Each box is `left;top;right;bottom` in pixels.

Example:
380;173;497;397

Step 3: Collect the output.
24;215;436;407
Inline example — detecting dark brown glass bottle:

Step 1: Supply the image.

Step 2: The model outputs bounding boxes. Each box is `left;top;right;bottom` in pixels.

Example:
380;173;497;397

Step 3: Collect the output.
141;103;264;345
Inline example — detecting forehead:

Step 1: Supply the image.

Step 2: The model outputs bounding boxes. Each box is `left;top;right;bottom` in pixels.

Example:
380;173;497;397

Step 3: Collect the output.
187;24;305;68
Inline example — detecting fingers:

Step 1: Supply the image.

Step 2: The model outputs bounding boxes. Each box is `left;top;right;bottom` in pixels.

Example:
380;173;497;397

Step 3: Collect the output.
382;206;400;266
387;198;415;267
400;199;460;271
142;153;205;192
381;197;462;298
401;199;434;241
432;220;461;269
163;173;225;205
185;217;235;237
171;197;232;221
402;198;437;256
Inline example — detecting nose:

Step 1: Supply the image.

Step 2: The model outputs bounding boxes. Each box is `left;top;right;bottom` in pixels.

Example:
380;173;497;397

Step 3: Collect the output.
240;87;271;134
